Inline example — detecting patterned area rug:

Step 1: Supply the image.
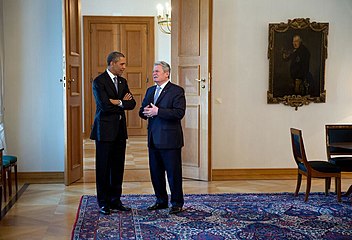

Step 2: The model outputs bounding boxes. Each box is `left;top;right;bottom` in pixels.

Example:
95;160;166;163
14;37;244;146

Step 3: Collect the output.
72;193;352;240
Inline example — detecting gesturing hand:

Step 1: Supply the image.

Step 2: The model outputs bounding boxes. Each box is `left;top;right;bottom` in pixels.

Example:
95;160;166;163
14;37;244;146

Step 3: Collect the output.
143;103;159;118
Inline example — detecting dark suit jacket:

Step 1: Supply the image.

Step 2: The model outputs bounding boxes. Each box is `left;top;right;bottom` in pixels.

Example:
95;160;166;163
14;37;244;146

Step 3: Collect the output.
90;71;136;141
139;82;186;149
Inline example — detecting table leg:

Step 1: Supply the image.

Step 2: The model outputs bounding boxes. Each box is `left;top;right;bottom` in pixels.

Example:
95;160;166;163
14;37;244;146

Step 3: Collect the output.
342;185;352;197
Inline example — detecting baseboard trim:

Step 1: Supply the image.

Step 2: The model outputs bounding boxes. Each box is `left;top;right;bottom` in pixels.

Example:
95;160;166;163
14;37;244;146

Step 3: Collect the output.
18;172;64;183
212;168;352;180
17;169;352;183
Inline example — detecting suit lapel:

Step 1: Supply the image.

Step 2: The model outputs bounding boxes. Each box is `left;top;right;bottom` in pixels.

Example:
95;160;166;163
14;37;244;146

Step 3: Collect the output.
155;82;171;105
117;77;124;97
150;85;157;103
104;71;117;95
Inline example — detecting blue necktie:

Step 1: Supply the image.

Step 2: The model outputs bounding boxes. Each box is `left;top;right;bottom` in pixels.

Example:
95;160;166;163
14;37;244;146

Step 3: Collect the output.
113;77;118;93
154;86;161;104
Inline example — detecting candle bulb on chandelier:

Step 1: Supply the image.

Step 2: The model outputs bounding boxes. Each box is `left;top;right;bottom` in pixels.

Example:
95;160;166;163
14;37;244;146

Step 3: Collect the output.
157;4;164;17
165;2;171;17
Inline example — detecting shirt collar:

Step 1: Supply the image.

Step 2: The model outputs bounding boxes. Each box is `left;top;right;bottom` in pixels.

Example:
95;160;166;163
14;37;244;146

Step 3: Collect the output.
157;80;170;90
107;69;117;82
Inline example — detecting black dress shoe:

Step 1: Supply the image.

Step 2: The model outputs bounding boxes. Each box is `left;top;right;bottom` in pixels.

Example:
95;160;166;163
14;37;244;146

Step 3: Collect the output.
169;206;182;214
99;206;111;215
111;204;131;211
147;203;168;210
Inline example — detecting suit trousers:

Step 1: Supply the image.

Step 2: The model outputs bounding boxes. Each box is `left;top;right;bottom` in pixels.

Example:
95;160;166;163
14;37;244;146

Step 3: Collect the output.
148;147;184;208
95;138;126;208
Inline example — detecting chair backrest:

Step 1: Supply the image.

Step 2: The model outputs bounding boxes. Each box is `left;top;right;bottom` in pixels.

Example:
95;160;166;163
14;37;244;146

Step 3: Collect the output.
325;125;352;158
290;128;310;171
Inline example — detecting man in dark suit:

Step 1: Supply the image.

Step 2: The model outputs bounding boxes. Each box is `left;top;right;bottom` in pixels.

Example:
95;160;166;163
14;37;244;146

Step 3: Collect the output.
90;51;136;215
139;61;186;214
283;35;311;95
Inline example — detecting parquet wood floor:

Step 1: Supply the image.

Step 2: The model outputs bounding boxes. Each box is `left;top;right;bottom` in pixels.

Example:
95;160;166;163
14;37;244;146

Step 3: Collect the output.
84;137;149;171
0;137;351;239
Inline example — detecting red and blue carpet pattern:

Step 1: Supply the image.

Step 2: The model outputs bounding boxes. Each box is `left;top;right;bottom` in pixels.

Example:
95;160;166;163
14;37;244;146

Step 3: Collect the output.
72;193;352;239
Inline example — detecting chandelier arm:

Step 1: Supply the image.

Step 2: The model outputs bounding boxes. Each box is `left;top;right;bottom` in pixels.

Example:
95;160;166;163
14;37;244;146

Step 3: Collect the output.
158;19;171;34
157;9;171;34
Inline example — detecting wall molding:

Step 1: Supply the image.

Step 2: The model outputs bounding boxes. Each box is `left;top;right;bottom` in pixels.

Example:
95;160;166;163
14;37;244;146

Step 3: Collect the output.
212;168;352;180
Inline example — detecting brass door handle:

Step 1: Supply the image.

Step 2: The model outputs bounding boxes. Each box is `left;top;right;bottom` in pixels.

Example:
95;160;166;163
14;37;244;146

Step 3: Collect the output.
195;78;206;82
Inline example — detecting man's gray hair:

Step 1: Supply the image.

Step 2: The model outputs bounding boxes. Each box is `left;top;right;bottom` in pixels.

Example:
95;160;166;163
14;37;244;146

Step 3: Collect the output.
107;51;125;66
154;61;171;78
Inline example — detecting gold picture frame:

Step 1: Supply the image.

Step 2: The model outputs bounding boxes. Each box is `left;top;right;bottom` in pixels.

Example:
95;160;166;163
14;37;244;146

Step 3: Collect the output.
267;18;329;110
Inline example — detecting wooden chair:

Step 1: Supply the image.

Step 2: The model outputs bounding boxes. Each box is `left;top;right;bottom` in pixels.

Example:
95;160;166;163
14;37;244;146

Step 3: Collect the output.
3;155;18;195
1;154;12;202
290;128;341;202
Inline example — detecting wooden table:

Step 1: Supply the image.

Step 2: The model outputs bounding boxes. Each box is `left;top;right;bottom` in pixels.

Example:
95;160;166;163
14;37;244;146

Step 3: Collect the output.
328;142;352;197
329;142;352;149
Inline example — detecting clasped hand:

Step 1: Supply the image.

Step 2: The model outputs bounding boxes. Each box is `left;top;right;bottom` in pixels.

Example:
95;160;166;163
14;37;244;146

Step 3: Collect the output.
143;103;158;118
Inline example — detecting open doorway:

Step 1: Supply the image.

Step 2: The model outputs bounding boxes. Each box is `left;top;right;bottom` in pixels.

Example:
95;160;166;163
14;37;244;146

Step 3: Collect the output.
81;16;155;182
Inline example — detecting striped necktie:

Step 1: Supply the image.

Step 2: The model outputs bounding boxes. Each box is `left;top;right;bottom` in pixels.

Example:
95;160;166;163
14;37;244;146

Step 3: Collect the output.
113;76;118;93
154;86;162;104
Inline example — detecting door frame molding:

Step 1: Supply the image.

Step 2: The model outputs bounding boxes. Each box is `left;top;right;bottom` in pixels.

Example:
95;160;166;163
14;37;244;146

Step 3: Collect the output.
64;0;83;185
171;0;212;181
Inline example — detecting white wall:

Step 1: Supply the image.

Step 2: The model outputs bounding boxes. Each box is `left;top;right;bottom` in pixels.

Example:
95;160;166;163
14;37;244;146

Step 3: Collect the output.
212;0;352;169
3;0;64;171
81;0;171;64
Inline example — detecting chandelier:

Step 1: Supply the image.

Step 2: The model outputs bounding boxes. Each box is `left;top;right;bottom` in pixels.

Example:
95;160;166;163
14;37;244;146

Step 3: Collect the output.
156;3;171;34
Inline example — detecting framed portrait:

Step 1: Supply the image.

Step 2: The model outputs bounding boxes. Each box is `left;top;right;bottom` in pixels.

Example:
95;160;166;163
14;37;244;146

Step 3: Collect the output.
267;18;329;110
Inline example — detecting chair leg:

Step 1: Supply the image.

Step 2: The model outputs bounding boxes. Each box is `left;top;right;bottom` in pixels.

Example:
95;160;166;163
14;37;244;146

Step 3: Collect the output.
336;177;341;202
325;178;331;195
14;165;18;192
344;185;352;197
305;176;312;202
294;173;302;196
0;185;2;211
2;169;6;202
7;168;12;196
